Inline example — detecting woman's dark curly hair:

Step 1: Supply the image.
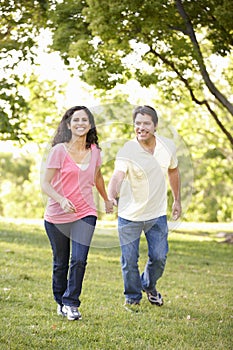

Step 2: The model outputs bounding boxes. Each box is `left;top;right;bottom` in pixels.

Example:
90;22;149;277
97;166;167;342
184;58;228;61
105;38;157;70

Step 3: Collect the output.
52;106;100;149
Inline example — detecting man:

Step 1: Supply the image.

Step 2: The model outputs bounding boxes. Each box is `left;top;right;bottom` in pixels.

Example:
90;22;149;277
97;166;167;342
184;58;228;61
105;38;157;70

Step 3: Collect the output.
108;105;181;310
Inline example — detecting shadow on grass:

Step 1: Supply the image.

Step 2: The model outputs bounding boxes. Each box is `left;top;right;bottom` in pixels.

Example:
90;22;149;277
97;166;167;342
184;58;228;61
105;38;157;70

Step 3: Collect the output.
0;221;121;250
0;221;48;248
1;219;233;252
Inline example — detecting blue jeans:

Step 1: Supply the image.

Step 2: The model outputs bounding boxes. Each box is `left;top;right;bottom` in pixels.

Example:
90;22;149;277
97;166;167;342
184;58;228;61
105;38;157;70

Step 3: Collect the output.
118;215;169;303
44;216;96;307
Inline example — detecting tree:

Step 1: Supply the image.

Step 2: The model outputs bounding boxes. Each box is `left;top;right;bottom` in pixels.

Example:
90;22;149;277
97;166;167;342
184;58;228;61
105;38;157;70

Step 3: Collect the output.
49;0;233;147
0;0;49;141
157;92;233;222
0;151;44;218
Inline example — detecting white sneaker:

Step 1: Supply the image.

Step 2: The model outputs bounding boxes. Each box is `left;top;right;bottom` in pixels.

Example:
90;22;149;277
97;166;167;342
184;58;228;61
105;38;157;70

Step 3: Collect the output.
57;304;66;316
62;305;82;321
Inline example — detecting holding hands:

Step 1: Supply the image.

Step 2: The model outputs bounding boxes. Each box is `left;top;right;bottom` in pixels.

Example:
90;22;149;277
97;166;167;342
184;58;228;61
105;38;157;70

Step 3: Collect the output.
59;197;114;214
104;199;114;214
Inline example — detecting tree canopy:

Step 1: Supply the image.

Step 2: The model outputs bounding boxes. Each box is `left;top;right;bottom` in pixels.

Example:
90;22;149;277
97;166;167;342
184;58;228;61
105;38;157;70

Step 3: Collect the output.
1;0;232;145
49;0;233;147
0;0;49;141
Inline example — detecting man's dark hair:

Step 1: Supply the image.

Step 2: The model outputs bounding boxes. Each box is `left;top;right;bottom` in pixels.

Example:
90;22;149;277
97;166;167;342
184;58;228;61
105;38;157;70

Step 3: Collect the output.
133;105;158;126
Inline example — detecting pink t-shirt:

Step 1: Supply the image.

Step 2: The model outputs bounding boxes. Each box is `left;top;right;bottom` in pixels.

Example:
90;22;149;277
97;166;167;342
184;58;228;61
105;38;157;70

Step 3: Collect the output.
44;143;101;223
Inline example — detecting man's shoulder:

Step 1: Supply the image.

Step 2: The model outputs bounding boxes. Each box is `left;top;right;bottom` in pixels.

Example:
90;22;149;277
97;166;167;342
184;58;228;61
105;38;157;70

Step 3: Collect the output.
156;134;176;150
118;139;138;151
117;140;140;160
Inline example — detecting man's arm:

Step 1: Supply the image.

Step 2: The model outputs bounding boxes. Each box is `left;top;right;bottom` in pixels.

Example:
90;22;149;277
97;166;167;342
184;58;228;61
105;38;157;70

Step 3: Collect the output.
168;167;182;220
108;170;126;206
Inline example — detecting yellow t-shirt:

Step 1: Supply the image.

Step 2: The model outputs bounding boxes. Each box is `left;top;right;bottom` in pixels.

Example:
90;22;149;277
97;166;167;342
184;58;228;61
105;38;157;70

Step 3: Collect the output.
115;134;178;221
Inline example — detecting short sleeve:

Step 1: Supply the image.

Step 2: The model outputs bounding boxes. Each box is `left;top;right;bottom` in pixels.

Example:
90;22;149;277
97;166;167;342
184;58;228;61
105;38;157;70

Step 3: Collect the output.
96;148;102;167
46;144;64;169
114;141;136;173
169;142;178;169
114;159;128;173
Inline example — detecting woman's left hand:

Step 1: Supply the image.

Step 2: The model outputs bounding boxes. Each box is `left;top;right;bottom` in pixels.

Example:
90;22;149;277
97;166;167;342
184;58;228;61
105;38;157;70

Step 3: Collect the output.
104;200;114;214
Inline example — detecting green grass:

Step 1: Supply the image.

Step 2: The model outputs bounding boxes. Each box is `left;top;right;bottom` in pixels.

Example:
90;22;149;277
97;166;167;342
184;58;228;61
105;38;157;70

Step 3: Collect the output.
0;219;232;350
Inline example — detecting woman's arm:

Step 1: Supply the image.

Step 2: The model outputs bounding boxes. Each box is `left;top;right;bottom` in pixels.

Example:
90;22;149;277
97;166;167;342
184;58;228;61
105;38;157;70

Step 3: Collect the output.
41;168;76;213
95;166;113;213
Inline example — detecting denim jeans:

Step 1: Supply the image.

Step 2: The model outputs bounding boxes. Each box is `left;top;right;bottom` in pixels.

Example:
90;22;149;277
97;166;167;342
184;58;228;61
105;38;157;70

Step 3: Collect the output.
118;215;169;303
44;216;96;307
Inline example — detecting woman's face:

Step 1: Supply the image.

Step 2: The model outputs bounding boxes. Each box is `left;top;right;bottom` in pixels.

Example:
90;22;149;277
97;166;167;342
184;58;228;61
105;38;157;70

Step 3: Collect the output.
68;110;91;137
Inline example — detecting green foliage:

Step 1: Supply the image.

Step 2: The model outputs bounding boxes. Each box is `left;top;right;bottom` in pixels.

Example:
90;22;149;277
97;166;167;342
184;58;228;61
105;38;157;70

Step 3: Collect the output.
192;152;233;222
0;220;232;349
0;76;31;142
0;0;49;141
49;0;233;146
1;0;233;221
0;151;44;218
0;152;31;184
0;0;48;53
25;74;65;144
160;94;233;222
0;74;65;143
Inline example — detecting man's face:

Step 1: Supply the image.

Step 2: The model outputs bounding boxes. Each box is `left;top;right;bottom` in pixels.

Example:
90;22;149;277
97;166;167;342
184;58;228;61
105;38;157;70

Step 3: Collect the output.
134;113;156;143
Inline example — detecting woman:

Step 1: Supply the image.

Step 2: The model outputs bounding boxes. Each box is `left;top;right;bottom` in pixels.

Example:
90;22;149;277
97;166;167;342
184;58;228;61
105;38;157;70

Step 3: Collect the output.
41;106;113;321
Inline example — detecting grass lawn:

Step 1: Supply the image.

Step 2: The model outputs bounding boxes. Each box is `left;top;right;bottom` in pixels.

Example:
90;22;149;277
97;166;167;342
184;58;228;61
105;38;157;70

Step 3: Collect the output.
0;219;232;350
